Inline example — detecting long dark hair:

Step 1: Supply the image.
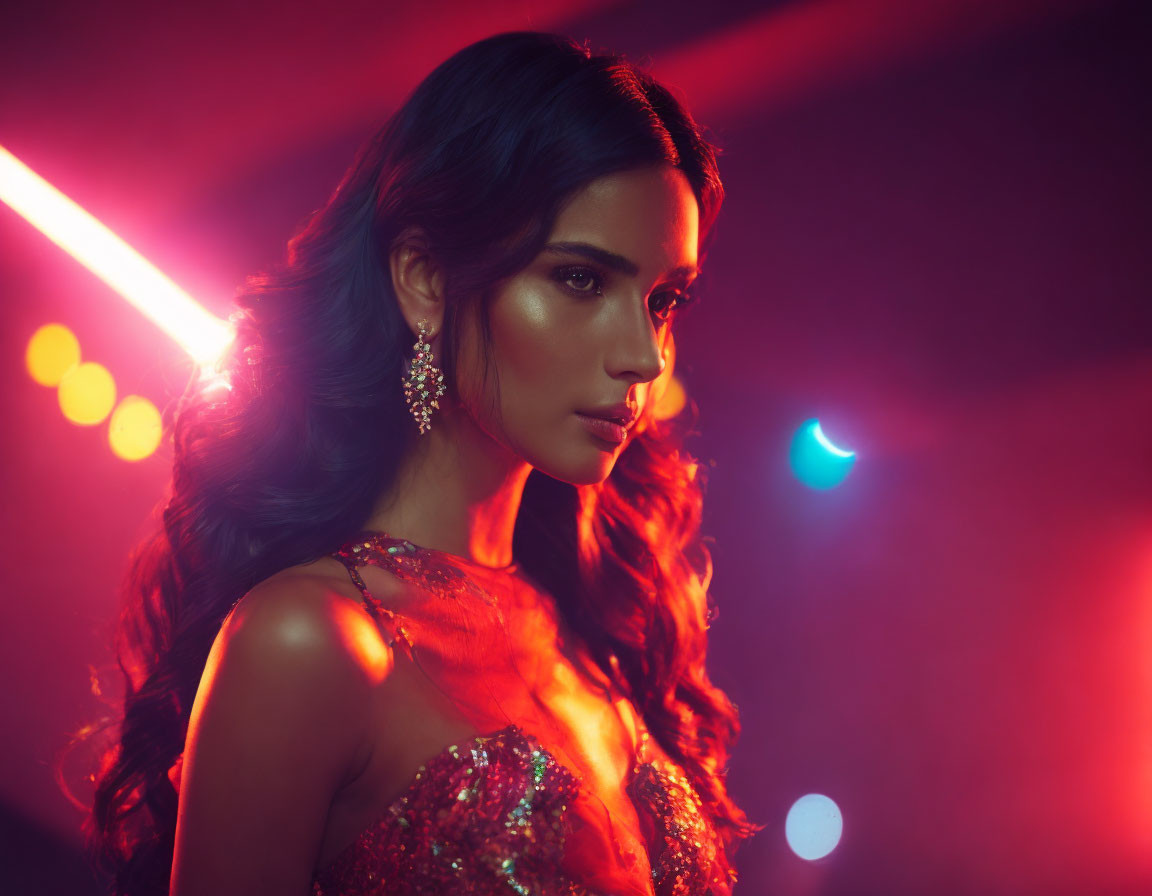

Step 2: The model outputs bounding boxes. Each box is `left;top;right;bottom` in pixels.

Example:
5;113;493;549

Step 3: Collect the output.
78;30;761;894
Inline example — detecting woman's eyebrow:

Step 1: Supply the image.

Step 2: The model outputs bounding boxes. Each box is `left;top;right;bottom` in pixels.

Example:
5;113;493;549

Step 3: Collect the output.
543;242;699;280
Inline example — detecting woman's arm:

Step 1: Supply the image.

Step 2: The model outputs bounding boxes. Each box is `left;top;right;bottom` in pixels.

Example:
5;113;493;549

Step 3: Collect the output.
170;575;388;896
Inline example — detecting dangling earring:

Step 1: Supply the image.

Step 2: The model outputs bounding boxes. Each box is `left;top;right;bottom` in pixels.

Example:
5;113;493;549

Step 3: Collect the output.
402;318;445;436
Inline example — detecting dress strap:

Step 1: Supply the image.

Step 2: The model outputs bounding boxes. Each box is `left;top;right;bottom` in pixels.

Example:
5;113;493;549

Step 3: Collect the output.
335;531;499;604
328;548;414;654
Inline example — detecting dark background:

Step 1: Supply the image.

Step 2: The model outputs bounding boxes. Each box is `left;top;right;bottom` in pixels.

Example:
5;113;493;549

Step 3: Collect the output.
1;1;1149;893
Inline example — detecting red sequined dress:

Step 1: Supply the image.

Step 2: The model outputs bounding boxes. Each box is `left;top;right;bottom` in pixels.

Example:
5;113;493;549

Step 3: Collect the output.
308;531;737;896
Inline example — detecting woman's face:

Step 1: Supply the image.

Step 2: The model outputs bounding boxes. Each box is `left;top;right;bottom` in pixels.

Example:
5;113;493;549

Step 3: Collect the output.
458;163;700;485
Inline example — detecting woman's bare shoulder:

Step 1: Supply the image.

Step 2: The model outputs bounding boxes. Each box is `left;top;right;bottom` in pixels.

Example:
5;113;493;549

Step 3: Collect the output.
231;553;407;624
219;555;411;695
173;559;397;895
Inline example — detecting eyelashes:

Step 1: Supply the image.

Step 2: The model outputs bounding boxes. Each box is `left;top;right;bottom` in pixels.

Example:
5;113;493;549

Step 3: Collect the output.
551;265;697;321
553;266;604;297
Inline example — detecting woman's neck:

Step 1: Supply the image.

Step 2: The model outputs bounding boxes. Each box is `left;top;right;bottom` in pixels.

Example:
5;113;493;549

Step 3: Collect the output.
363;406;531;568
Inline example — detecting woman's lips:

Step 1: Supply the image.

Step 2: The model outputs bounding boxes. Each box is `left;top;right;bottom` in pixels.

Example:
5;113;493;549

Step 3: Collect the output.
575;412;628;445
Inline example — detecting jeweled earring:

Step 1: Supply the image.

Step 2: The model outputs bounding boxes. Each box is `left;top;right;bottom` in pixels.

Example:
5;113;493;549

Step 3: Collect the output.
402;318;446;435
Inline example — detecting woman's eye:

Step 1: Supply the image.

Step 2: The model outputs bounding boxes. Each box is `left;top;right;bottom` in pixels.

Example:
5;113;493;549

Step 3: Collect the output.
555;266;603;295
553;266;697;320
650;288;696;321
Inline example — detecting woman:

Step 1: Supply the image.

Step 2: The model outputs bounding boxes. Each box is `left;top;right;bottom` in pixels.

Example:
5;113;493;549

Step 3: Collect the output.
86;30;760;895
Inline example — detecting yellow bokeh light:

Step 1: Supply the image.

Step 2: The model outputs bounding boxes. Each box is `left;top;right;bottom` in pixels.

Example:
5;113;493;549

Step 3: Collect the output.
653;374;687;421
109;395;163;461
58;361;116;425
26;323;81;386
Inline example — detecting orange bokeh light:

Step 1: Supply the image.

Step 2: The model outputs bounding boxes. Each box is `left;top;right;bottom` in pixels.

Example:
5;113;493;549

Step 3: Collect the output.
654;374;687;421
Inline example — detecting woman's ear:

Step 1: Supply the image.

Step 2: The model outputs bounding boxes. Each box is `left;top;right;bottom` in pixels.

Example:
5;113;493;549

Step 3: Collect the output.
389;225;445;338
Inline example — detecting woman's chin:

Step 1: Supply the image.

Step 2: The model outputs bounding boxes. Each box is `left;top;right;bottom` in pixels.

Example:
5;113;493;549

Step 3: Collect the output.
534;453;617;487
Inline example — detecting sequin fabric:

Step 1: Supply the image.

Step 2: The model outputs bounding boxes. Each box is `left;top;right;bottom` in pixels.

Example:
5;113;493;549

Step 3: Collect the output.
311;723;587;895
628;763;727;895
312;531;736;896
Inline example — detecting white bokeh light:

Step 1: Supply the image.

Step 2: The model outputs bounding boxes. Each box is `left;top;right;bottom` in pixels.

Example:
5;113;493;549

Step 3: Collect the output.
785;793;843;861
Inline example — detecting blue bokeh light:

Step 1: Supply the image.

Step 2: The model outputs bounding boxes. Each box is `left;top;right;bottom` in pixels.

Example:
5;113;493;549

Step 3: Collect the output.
785;793;843;860
789;418;856;489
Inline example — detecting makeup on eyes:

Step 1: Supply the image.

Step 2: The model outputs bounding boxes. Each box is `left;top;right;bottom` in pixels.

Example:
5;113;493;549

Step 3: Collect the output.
542;241;699;281
548;264;697;321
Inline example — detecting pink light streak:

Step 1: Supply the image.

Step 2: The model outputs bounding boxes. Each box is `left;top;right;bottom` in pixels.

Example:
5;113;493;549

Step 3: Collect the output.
0;144;233;367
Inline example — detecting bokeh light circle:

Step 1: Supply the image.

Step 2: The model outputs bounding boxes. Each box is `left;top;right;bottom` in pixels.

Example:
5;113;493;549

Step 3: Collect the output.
108;395;163;461
785;793;843;860
653;374;687;421
26;323;81;386
58;361;116;425
789;418;856;490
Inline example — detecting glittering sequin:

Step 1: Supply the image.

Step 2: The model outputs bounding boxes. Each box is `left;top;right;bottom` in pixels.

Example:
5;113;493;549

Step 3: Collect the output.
313;531;736;895
330;533;502;653
339;534;499;607
311;725;588;895
628;764;736;895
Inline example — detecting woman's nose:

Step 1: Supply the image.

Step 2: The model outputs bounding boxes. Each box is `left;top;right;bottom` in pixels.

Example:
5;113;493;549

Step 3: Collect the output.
607;301;666;385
